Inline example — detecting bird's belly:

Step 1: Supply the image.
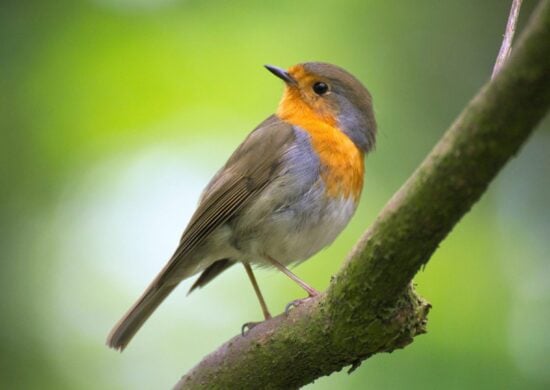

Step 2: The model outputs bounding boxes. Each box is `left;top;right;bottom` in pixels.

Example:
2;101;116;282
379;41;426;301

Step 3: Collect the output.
235;191;358;267
227;125;362;267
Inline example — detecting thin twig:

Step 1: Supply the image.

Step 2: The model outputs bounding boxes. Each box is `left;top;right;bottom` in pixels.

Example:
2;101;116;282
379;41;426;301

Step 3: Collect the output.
492;0;523;78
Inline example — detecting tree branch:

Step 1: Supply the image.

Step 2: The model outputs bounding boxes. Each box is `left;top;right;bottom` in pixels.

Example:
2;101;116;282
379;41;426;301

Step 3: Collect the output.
175;2;550;388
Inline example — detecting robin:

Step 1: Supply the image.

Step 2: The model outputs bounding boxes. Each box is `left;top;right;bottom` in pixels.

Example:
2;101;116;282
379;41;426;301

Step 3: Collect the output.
107;62;377;351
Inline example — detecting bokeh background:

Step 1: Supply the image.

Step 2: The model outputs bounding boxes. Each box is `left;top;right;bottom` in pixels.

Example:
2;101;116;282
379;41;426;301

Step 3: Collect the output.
1;0;549;389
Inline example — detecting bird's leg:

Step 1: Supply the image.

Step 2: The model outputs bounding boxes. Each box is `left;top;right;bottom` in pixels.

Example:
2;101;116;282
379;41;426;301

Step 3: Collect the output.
266;256;319;296
241;263;272;336
243;263;272;320
265;256;320;313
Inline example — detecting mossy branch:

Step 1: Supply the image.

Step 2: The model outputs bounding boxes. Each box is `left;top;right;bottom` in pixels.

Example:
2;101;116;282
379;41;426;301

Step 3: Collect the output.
175;2;550;388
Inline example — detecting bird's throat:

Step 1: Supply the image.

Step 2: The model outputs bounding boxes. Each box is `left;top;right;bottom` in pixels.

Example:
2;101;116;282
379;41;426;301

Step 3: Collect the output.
277;92;364;201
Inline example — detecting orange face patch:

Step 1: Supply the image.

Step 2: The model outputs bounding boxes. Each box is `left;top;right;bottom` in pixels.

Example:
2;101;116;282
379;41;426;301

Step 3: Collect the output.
279;65;338;126
276;65;364;201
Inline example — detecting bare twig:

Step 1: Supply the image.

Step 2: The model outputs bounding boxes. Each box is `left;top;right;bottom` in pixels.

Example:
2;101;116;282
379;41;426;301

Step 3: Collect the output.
492;0;523;78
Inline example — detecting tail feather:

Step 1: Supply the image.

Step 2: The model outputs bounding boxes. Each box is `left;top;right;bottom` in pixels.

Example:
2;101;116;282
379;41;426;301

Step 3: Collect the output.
187;259;235;295
107;282;177;351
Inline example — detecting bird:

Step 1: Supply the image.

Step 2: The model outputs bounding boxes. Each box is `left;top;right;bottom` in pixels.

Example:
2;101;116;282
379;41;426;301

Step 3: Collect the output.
107;62;377;351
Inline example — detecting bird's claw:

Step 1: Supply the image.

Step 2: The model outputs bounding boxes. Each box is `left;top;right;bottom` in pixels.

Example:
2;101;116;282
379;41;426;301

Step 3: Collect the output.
284;296;315;315
241;321;261;336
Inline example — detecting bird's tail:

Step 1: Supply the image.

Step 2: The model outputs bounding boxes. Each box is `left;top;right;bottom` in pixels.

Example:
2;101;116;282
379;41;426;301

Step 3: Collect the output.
107;281;177;351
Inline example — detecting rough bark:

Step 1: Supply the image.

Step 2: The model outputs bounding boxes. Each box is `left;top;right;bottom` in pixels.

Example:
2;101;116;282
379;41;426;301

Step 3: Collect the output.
175;2;550;388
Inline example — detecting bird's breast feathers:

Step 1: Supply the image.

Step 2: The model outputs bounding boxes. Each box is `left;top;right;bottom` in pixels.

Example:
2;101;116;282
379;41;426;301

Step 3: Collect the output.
229;121;364;266
277;96;365;201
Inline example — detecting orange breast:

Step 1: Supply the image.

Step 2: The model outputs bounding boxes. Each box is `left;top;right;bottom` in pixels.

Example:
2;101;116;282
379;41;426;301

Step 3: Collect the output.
277;89;364;201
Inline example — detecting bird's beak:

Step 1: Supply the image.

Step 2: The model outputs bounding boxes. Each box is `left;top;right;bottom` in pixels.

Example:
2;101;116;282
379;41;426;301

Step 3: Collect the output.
264;65;297;86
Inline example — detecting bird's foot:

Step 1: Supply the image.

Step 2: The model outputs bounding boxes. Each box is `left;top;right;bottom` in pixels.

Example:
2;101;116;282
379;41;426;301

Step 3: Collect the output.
284;291;320;315
241;321;262;336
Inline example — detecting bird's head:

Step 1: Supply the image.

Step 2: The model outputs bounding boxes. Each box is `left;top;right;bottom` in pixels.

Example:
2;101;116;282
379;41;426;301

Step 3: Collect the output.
266;62;376;152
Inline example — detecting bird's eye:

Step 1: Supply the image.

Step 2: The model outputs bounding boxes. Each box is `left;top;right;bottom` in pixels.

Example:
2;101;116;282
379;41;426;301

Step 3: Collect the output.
312;82;329;95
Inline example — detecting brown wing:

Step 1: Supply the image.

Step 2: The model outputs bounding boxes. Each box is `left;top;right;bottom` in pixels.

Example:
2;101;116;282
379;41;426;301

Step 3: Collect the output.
157;115;295;285
107;115;296;350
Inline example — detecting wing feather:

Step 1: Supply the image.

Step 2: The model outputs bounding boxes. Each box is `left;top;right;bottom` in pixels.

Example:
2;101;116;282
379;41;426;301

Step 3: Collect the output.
157;116;295;285
107;117;296;349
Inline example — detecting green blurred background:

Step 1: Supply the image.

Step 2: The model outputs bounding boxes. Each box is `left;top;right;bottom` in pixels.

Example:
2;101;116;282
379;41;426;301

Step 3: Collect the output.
1;0;549;389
